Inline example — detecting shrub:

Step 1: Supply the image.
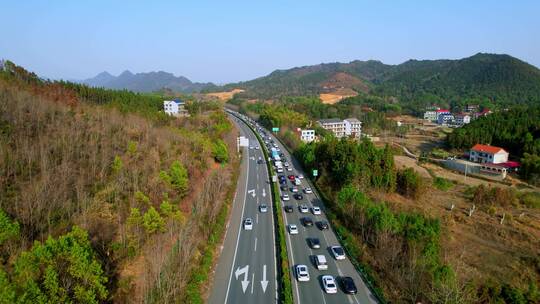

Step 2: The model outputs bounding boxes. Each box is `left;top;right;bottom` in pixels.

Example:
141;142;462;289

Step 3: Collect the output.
142;207;166;234
397;168;424;199
212;139;229;163
433;177;453;191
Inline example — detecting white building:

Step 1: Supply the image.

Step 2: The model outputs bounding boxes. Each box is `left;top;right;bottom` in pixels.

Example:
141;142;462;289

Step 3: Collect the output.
318;118;346;138
344;118;362;138
454;113;471;125
469;144;509;164
300;129;315;143
163;99;189;117
318;118;362;139
424;111;438;121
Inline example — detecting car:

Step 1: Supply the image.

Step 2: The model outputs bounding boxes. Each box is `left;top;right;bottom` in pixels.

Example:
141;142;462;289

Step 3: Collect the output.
249;146;254;150
297;174;304;179
257;159;263;164
279;179;287;185
284;162;289;167
278;175;286;180
284;205;294;213
276;167;283;173
295;264;310;282
244;218;253;230
299;205;309;213
279;152;284;157
316;221;329;230
304;187;313;194
307;237;321;249
255;146;260;150
314;254;328;270
294;178;302;186
288;224;298;234
312;206;321;215
330;246;346;260
294;193;303;200
287;175;296;181
286;167;293;172
322;275;337;294
340;276;357;294
259;204;268;213
290;187;298;193
282;194;290;201
302;217;313;227
280;185;288;192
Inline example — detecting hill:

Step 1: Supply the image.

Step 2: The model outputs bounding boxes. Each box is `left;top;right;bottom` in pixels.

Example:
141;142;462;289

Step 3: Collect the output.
216;53;540;107
0;61;237;302
83;69;217;93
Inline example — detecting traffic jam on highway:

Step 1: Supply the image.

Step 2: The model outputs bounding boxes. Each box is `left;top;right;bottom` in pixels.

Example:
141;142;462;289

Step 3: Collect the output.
240;116;360;297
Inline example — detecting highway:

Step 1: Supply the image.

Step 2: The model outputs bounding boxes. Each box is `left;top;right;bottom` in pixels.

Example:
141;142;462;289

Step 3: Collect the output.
252;117;379;304
208;114;278;304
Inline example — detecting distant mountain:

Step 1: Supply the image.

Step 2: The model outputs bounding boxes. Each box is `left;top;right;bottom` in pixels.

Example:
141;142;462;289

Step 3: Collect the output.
83;70;216;93
216;53;540;105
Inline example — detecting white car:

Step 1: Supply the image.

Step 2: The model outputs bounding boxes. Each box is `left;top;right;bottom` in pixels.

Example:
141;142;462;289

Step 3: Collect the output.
286;167;293;172
249;146;254;150
330;246;346;260
304;187;313;194
297;174;304;179
288;224;298;235
255;146;260;150
291;187;299;193
284;162;289;167
282;194;290;201
322;275;337;294
259;204;268;213
299;205;309;213
312;206;321;215
295;264;310;282
244;218;253;230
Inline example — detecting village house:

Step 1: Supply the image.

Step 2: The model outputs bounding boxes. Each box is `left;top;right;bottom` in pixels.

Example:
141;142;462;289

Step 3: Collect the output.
318;118;362;139
163;99;189;117
469;144;509;164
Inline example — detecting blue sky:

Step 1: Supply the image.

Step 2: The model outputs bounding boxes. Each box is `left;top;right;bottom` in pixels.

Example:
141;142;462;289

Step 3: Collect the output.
1;0;539;83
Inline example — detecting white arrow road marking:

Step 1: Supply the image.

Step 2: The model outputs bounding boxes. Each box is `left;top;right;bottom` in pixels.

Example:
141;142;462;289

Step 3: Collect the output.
247;189;256;197
261;264;268;293
262;188;266;197
235;265;250;293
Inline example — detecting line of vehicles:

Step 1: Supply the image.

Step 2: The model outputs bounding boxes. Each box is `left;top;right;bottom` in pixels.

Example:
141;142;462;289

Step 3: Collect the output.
231;110;361;297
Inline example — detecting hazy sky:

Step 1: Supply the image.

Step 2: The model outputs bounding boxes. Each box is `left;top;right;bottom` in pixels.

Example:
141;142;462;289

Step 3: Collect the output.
1;0;539;83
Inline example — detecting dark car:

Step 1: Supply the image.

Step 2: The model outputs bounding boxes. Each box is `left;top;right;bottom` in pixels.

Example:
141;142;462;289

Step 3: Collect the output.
284;205;294;213
307;237;320;249
302;217;314;227
278;175;286;181
279;179;287;185
316;221;329;230
280;185;288;192
340;277;357;294
279;153;285;157
293;193;303;200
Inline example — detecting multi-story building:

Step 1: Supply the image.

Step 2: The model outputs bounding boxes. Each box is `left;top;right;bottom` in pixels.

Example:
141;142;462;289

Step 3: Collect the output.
437;113;454;125
163;99;189;117
454;113;471;125
469;144;509;164
300;129;315;143
318;118;361;139
344;118;362;138
423;110;438;121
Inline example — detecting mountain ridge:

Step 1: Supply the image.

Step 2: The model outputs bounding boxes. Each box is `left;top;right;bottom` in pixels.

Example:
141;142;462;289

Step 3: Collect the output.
83;70;216;93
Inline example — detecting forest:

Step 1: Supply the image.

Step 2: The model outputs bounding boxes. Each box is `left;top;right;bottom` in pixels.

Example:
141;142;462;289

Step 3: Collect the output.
447;106;540;185
0;62;237;302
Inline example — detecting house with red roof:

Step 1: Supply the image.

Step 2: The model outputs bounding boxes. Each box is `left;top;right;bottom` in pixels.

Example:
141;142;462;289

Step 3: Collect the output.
469;144;509;164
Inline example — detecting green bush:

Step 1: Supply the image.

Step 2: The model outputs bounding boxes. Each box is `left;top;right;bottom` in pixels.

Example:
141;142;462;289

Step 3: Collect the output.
212;139;229;163
519;192;540;209
433;177;453;191
397;168;424;199
142;207;166;234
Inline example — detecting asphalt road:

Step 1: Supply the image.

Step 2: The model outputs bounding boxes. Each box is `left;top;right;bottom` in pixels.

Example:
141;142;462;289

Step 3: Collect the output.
254;120;379;304
208;114;278;304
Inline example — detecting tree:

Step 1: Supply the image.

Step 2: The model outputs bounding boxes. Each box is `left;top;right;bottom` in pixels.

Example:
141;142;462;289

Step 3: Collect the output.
11;227;108;303
212;139;229;163
397;168;423;199
142;207;166;234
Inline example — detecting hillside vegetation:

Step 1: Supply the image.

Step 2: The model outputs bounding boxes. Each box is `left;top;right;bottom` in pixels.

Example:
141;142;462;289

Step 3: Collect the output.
214;53;540;110
0;62;236;303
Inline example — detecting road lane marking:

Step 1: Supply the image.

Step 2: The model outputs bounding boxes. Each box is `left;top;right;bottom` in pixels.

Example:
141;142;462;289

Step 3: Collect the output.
248;189;256;197
256;213;259;224
254;237;258;252
224;141;250;303
235;265;250;293
261;264;269;293
251;272;255;294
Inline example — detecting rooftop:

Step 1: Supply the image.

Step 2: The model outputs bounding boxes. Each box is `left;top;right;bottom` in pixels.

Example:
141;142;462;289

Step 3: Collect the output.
471;144;507;154
344;118;361;123
318;118;342;124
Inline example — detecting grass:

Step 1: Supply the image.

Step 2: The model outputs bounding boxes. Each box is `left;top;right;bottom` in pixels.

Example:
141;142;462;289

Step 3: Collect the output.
519;192;540;209
433;176;454;191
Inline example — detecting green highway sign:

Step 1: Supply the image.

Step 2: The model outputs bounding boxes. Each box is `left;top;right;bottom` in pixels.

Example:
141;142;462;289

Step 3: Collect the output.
313;169;318;177
272;127;279;132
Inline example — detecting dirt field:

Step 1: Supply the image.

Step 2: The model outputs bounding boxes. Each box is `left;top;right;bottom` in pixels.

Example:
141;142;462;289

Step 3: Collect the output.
319;88;358;104
394;156;431;178
206;89;244;101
